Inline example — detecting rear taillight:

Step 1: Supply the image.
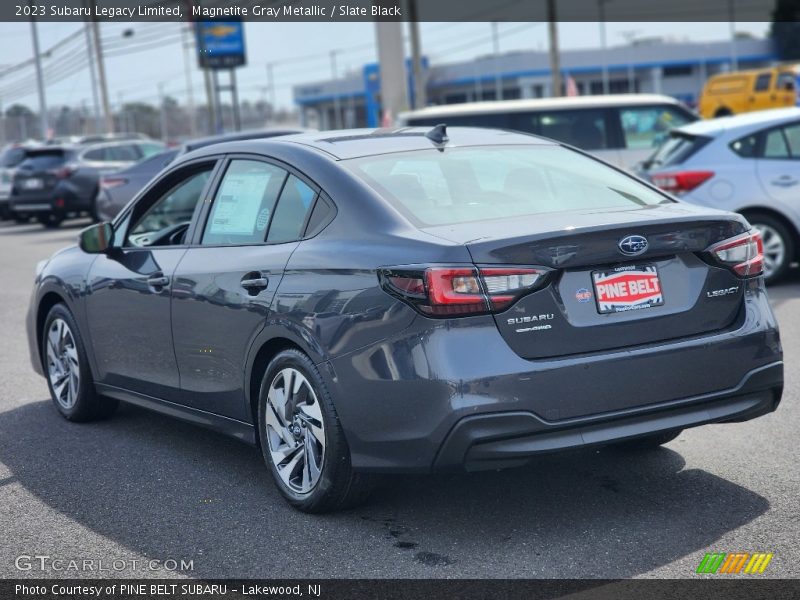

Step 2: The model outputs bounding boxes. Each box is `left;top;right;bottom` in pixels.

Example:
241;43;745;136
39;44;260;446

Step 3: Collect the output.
707;230;764;277
100;177;128;190
651;170;714;194
380;266;550;317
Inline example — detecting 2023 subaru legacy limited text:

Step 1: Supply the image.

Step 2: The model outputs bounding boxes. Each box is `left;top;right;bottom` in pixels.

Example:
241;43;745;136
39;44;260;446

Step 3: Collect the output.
26;127;783;512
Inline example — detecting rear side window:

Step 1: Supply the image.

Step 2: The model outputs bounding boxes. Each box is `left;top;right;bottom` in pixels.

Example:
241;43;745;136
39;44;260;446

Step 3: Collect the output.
754;73;772;92
764;129;790;158
266;175;316;244
784;123;800;156
731;122;800;160
346;145;669;227
202;160;287;246
510;109;610;150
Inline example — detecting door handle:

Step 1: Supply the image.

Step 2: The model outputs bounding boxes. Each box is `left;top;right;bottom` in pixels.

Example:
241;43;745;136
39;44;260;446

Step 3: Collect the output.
241;272;268;294
147;274;170;288
771;176;798;187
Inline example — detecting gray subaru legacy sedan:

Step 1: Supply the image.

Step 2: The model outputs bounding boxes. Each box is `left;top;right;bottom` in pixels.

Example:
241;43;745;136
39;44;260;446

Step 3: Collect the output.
26;127;783;512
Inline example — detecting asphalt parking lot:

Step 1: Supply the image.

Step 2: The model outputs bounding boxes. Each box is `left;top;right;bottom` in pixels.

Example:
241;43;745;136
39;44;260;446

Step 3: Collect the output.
0;218;797;580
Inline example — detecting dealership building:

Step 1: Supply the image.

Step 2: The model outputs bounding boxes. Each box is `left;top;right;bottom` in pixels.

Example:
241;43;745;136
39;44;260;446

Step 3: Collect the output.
293;37;777;129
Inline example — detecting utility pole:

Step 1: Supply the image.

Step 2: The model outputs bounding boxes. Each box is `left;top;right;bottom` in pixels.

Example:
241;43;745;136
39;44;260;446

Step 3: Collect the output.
91;19;113;133
492;22;502;101
330;50;342;129
266;62;276;124
408;1;426;109
29;7;49;139
727;0;738;70
82;23;102;133
181;23;197;137
547;0;561;97
599;0;609;94
158;83;168;141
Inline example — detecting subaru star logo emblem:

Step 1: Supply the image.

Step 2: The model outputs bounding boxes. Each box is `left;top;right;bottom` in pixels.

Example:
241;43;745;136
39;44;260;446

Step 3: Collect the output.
618;235;649;256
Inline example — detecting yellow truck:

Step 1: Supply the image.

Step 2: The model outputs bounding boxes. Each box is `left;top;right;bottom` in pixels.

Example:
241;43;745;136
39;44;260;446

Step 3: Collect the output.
699;66;798;118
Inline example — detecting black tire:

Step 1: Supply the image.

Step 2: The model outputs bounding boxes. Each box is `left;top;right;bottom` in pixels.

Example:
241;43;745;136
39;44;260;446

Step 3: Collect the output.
743;212;795;285
13;214;31;224
38;213;64;229
714;107;732;117
613;429;681;451
0;205;9;221
42;303;118;422
257;348;371;513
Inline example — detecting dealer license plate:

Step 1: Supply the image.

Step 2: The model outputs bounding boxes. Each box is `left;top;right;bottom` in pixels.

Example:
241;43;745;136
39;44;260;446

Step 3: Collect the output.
592;264;664;314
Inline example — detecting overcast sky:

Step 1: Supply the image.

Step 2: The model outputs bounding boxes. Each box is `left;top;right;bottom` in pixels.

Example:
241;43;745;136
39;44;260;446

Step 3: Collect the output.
0;21;769;112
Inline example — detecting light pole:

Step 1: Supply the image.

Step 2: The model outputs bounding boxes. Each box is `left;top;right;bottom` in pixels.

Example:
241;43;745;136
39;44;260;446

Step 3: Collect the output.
330;50;342;130
727;0;738;70
492;22;502;101
547;0;561;97
266;62;276;124
181;23;197;137
92;19;113;133
29;8;49;139
598;0;610;95
82;22;102;133
158;83;168;141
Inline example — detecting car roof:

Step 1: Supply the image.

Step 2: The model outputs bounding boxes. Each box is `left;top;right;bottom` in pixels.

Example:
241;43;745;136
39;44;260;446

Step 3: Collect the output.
675;107;800;137
182;128;305;153
399;94;684;120
258;126;554;160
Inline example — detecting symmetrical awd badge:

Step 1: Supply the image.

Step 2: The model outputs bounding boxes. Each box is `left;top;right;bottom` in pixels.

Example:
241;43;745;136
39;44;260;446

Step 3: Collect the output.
618;235;649;256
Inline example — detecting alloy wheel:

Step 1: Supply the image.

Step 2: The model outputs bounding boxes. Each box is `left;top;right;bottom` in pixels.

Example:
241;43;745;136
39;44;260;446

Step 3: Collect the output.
753;223;786;280
265;368;326;494
46;318;80;410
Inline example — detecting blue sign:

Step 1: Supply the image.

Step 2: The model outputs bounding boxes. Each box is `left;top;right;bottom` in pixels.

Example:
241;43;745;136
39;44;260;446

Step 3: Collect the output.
197;21;246;69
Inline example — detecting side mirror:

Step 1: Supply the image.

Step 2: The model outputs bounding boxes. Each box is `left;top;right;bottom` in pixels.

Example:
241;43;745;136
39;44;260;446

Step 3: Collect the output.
79;222;113;254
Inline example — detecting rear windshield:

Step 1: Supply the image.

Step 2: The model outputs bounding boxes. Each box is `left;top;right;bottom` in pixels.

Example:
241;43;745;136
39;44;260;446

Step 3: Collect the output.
345;145;670;227
644;132;711;169
19;151;69;170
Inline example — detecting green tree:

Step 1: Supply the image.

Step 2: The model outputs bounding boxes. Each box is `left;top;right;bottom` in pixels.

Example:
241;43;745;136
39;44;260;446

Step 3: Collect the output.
771;0;800;60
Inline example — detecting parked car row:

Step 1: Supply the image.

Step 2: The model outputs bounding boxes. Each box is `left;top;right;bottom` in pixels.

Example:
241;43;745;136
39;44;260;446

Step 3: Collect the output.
402;94;800;284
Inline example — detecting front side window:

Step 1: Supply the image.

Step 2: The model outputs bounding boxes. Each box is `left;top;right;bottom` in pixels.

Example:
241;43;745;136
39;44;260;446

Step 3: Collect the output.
82;148;107;161
108;145;140;161
754;73;772;92
777;72;796;92
346;145;670;227
619;106;694;150
202;160;287;246
127;168;212;247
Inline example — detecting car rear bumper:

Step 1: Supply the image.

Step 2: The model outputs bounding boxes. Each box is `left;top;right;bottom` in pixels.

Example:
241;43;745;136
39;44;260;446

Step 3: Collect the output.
434;361;782;471
326;281;783;473
9;196;57;213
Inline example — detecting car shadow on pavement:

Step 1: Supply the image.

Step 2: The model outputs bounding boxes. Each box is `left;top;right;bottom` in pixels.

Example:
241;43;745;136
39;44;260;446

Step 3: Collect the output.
0;399;769;579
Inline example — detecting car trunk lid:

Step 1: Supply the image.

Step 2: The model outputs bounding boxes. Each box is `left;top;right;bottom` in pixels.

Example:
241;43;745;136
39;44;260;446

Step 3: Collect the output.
424;204;749;359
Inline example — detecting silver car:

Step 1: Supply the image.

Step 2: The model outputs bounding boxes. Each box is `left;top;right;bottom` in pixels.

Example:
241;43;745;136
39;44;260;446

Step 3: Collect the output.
645;107;800;283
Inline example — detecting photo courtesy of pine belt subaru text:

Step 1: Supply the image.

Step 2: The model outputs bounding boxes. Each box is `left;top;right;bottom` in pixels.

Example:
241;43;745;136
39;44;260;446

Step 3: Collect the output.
26;126;784;513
